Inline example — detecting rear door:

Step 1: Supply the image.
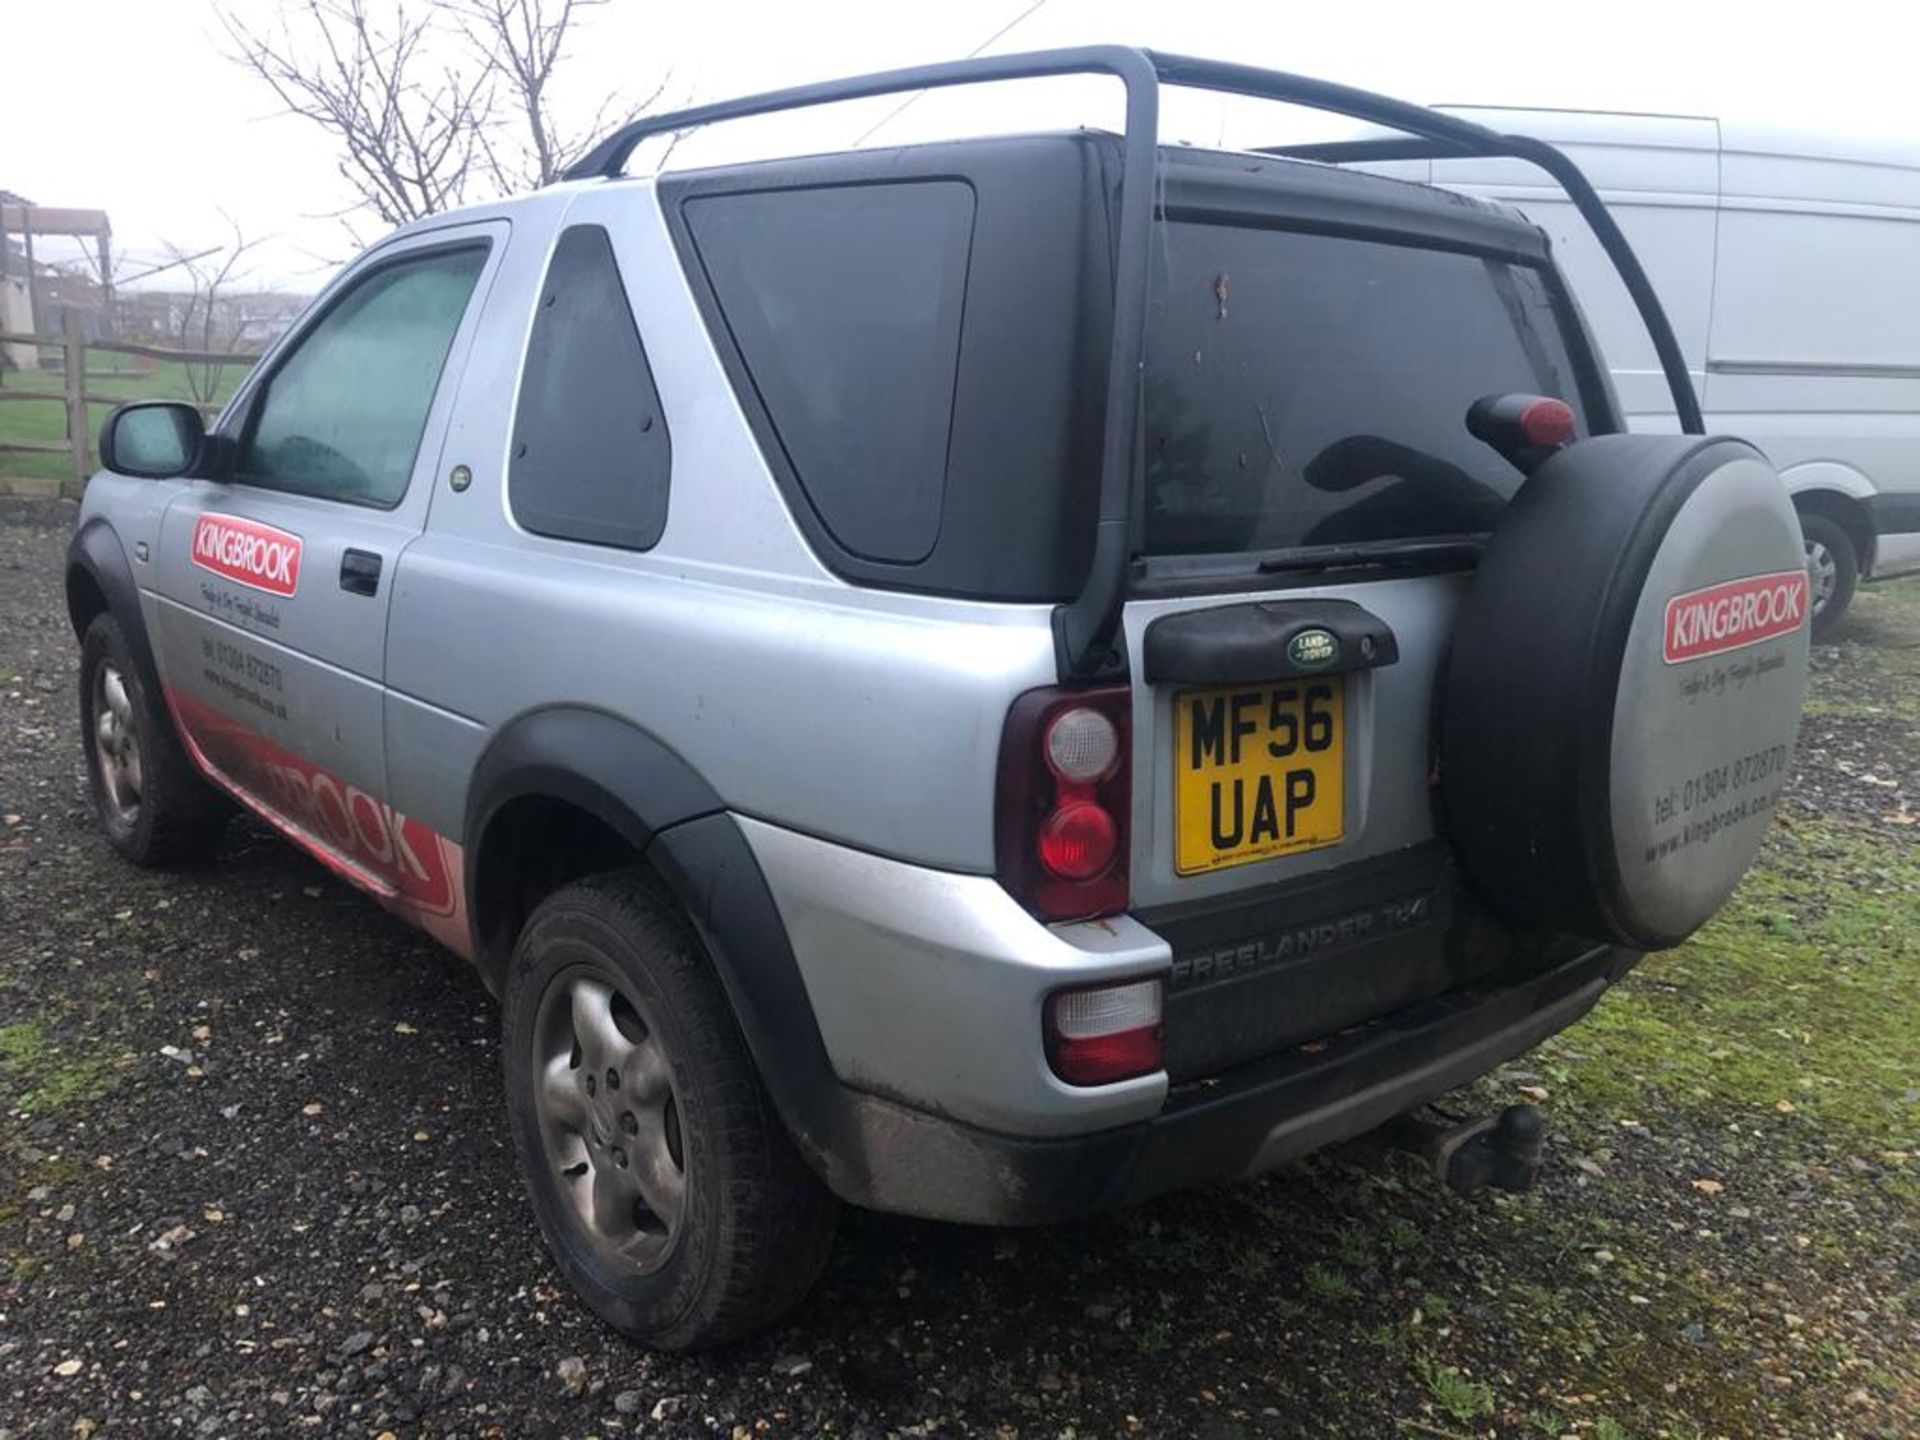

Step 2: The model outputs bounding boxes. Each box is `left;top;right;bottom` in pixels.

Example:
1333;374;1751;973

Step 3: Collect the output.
1122;213;1604;1077
148;223;502;907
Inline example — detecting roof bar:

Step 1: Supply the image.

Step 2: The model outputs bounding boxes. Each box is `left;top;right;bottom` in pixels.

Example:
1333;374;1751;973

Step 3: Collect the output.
565;47;1706;680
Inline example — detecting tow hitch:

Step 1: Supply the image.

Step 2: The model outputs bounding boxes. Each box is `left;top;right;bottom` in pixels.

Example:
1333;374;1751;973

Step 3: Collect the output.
1381;1104;1545;1196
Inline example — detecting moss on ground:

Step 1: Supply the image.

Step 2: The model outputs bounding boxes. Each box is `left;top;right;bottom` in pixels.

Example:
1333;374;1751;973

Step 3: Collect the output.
1542;814;1919;1152
0;1020;116;1113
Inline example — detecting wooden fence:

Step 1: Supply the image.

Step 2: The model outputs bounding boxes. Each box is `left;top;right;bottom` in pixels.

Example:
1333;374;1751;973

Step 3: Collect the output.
0;306;255;497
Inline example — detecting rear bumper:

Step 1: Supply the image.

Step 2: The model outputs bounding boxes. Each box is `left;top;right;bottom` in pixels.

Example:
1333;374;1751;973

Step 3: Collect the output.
822;939;1636;1225
737;815;1634;1225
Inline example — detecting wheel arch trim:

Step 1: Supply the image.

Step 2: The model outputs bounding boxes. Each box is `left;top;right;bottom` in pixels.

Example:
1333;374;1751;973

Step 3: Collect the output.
1787;483;1876;577
1778;460;1878;504
66;519;166;697
463;706;859;1183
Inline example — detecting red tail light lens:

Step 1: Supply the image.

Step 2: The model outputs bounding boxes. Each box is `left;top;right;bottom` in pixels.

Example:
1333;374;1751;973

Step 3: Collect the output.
1045;978;1164;1085
1038;801;1117;880
996;686;1131;920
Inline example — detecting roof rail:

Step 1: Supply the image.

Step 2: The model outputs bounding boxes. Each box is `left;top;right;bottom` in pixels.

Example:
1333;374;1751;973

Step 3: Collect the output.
566;47;1703;681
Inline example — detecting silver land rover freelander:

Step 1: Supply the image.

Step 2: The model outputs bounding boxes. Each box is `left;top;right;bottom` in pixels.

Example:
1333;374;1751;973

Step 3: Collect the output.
66;49;1812;1348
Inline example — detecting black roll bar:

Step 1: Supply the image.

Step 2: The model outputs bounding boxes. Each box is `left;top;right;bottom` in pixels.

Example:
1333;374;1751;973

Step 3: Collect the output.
565;47;1705;681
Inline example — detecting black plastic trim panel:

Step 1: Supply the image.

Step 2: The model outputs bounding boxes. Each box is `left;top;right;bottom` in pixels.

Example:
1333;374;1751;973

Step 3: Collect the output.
1143;598;1399;685
820;940;1638;1224
66;521;162;698
1869;492;1920;537
461;711;860;1193
1142;843;1477;1080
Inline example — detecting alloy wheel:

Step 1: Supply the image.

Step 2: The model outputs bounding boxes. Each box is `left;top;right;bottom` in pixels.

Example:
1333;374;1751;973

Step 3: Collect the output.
530;967;686;1272
1806;537;1838;614
92;661;144;826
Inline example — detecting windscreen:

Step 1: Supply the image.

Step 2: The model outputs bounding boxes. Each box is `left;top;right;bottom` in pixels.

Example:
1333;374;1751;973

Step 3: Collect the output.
1142;222;1588;556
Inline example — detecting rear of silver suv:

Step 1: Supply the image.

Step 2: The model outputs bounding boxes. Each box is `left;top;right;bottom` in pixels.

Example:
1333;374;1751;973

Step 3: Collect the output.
684;133;1630;1180
68;48;1811;1349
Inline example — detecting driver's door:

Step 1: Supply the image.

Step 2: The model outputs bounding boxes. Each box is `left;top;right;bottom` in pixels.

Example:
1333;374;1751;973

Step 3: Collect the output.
148;222;503;898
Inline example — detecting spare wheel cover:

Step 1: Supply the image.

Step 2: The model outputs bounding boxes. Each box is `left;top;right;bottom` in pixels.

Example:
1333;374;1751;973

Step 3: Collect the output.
1441;434;1810;949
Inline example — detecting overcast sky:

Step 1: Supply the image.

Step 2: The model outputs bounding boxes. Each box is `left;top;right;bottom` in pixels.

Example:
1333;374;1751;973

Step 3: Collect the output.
12;0;1915;291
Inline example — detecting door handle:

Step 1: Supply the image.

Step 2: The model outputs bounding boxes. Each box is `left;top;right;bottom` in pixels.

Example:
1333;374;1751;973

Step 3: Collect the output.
340;548;383;597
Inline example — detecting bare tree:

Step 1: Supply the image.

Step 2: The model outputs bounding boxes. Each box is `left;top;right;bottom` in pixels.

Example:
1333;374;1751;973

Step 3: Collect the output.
223;0;491;227
161;219;263;411
222;0;666;229
452;0;670;191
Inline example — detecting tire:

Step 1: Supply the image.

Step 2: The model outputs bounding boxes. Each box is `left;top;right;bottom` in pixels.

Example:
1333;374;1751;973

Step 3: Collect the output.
502;871;837;1350
79;613;229;866
1441;435;1811;950
1797;511;1859;642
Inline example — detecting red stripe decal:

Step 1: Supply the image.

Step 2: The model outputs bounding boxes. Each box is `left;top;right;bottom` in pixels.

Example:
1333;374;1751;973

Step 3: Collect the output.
164;687;471;959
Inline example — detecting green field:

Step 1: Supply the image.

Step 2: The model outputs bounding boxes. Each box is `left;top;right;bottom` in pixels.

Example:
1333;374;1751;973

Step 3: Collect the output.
0;357;250;488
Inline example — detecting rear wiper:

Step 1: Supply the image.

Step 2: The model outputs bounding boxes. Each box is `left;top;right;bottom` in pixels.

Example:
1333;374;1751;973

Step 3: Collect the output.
1256;537;1487;575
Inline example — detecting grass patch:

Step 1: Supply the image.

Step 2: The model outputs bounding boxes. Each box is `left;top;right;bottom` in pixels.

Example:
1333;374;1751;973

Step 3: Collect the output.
1532;814;1919;1161
1800;575;1920;723
1416;1356;1495;1423
0;1021;116;1112
1539;814;1920;1150
1302;1261;1356;1299
0;357;249;485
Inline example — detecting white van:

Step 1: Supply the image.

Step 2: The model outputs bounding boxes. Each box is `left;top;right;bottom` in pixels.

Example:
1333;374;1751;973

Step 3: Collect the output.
1409;109;1920;635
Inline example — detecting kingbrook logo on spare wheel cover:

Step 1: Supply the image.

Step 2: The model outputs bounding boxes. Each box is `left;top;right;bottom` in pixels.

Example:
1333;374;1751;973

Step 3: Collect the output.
1661;569;1809;664
1289;627;1339;669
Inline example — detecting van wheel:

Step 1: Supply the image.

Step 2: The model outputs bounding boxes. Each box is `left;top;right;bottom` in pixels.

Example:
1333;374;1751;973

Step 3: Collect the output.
502;871;837;1350
1798;513;1858;640
79;613;229;866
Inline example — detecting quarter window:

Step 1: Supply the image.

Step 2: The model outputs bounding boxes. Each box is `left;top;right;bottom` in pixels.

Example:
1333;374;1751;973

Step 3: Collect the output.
240;246;486;507
509;225;671;550
683;181;976;564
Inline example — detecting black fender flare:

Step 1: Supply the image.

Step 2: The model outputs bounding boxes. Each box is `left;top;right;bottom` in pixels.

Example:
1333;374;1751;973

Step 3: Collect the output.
463;706;859;1184
66;519;165;698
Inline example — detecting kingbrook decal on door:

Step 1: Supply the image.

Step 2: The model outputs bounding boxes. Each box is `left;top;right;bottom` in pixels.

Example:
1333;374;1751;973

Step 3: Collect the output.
191;513;304;597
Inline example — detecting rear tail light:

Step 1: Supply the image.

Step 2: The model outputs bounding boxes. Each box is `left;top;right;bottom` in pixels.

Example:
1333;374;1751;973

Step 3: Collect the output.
1045;978;1164;1085
996;686;1131;920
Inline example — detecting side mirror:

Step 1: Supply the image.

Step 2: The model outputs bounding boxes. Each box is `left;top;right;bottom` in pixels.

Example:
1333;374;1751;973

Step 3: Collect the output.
100;402;206;480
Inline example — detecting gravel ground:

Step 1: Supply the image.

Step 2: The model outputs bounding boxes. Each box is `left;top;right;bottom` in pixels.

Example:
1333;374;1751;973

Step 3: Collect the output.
1;495;1915;1439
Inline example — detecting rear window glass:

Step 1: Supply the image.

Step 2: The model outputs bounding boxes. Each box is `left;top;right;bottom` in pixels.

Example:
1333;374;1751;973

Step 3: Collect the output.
1143;224;1586;555
683;181;975;563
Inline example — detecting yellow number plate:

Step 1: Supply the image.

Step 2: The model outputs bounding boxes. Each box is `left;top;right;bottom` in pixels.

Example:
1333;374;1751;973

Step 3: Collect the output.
1173;680;1345;875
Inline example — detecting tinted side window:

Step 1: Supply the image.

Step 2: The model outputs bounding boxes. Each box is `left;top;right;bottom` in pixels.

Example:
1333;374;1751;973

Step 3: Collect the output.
683;181;976;563
1143;225;1587;555
242;246;486;507
510;225;671;550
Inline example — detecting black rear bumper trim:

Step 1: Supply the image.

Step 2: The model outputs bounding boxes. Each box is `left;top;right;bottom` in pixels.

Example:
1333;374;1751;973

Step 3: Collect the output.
821;941;1637;1225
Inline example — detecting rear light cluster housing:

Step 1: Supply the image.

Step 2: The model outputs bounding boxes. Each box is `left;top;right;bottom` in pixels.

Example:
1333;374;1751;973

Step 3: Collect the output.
995;685;1131;922
998;687;1159;1087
